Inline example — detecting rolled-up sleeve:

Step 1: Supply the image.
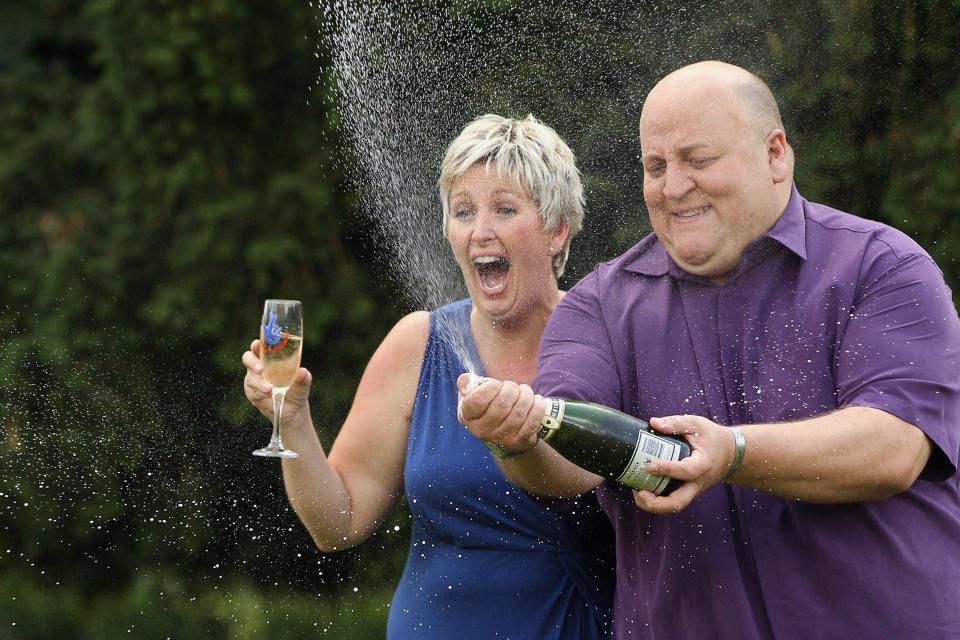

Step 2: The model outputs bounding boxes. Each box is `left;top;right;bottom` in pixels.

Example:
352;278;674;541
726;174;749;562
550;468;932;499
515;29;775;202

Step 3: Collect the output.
837;251;960;479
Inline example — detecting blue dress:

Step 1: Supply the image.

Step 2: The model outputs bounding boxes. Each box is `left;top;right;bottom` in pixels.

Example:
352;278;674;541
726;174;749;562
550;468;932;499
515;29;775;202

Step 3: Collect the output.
386;299;614;639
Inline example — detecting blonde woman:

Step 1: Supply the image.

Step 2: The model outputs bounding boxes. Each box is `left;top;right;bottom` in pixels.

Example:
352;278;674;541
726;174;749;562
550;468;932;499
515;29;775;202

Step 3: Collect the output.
243;114;613;639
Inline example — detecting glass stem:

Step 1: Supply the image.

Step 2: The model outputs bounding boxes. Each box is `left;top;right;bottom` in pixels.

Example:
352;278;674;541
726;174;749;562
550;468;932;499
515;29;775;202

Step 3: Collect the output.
271;388;287;450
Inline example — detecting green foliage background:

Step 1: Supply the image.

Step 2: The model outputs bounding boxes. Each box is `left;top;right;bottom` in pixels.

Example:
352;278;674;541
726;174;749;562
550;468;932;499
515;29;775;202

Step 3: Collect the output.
1;1;957;637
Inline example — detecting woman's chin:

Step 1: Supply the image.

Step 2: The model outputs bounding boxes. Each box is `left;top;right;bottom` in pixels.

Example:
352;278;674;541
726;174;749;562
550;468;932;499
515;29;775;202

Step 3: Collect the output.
470;272;509;302
472;289;519;322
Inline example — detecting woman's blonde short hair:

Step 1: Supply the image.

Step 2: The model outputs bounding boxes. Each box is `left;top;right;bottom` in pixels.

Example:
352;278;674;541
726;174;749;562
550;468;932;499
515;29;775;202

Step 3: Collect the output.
438;114;584;279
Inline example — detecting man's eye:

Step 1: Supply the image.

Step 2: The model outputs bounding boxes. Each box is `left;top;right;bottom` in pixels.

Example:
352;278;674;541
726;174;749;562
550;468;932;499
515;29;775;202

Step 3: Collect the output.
644;163;665;177
690;157;716;168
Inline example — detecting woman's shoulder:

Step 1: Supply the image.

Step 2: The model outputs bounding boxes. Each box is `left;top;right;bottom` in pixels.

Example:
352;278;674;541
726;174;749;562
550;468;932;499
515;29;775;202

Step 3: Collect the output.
377;299;472;370
361;311;431;384
385;310;431;354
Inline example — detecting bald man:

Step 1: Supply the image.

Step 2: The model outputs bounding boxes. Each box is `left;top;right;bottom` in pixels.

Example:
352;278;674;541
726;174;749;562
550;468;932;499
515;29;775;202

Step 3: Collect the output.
459;61;960;639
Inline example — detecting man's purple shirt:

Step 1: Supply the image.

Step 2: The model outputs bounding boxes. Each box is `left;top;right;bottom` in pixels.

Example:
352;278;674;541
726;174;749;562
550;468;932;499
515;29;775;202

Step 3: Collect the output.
535;187;960;640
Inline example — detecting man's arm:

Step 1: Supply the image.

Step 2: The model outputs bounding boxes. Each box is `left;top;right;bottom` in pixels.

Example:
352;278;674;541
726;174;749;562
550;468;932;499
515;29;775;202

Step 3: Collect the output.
638;249;958;513
633;406;931;513
459;272;625;497
456;376;603;498
735;407;931;498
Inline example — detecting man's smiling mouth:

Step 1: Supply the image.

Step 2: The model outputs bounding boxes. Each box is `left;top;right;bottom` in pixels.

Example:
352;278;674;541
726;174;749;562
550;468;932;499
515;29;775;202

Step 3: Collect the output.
673;205;710;219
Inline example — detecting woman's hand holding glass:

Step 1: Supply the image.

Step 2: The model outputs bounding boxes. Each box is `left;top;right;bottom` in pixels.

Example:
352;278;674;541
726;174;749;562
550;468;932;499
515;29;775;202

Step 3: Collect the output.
242;338;313;436
246;299;307;458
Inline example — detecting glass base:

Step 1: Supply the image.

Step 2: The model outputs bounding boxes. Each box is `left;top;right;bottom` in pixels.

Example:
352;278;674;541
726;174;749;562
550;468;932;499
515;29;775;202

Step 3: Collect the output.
252;444;299;458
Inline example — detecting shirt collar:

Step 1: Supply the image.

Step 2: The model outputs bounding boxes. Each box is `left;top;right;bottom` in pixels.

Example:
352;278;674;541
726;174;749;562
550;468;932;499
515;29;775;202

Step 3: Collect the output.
765;184;807;260
623;184;807;278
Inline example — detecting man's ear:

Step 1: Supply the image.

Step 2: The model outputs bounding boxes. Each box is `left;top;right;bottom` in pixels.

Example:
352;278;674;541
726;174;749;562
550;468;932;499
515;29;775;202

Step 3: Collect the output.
767;129;791;184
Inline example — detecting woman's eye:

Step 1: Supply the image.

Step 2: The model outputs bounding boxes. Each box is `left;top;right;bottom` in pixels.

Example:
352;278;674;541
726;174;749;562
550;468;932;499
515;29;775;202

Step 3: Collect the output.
454;207;473;218
497;206;517;216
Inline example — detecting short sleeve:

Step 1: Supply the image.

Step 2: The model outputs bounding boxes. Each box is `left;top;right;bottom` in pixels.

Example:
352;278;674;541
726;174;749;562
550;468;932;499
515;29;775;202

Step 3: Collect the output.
837;251;960;480
534;271;623;409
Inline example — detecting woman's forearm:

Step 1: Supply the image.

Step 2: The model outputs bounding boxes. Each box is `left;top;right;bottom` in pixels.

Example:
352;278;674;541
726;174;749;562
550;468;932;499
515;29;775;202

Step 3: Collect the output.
496;442;604;498
279;408;357;551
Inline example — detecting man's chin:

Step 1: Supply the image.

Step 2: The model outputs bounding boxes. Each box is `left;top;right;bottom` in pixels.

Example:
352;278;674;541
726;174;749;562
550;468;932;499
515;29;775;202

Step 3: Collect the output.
673;253;735;282
671;250;711;271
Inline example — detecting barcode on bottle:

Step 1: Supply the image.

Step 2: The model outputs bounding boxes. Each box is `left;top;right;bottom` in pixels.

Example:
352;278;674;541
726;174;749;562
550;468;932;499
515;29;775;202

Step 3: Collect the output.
642;434;666;459
619;431;680;493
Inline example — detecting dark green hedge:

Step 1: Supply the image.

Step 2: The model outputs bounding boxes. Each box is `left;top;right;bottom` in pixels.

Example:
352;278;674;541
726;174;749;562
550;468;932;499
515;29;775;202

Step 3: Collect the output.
1;1;957;637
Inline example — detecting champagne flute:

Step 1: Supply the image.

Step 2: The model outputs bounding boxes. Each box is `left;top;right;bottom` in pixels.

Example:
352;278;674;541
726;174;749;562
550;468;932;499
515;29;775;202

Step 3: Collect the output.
253;299;303;458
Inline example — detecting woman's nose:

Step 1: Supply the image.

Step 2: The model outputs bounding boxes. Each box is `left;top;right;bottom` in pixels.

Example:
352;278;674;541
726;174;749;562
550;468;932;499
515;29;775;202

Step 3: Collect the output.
471;209;497;242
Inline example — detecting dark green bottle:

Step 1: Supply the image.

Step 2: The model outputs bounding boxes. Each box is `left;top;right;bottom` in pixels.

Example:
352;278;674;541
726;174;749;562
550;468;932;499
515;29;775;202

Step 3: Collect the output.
483;396;690;496
538;398;690;495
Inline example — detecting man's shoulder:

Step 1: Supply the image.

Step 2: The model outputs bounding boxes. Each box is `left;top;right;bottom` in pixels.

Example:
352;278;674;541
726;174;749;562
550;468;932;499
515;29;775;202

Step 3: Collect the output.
570;233;661;291
802;197;928;262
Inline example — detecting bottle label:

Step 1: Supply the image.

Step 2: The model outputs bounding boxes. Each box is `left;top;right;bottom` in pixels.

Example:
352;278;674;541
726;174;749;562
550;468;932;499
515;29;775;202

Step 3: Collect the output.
617;431;684;494
538;398;566;442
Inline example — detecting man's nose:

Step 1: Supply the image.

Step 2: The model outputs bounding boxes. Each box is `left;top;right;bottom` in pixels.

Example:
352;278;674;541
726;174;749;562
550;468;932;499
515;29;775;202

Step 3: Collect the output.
662;164;695;201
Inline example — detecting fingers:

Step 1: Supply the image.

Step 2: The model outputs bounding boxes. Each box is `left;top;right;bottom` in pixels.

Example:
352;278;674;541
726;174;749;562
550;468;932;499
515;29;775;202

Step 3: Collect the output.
242;349;263;374
244;368;272;397
458;377;502;423
466;380;521;434
297;367;311;386
632;414;736;514
458;378;541;453
495;383;540;452
242;338;312;426
242;345;270;396
491;380;522;420
456;372;489;397
632;482;698;514
508;386;534;429
519;393;546;442
645;451;707;482
284;368;313;402
650;415;702;437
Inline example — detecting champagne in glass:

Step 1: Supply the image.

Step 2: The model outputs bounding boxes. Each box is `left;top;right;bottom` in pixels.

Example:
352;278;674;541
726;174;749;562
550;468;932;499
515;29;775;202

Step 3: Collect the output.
253;299;303;458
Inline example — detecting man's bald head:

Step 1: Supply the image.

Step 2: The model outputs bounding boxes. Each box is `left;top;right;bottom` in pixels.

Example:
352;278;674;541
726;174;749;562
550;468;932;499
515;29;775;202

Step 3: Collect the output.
646;61;784;141
637;61;794;284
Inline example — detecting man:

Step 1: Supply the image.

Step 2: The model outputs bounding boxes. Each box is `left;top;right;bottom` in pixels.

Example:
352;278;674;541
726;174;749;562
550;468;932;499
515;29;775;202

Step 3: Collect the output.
458;61;960;640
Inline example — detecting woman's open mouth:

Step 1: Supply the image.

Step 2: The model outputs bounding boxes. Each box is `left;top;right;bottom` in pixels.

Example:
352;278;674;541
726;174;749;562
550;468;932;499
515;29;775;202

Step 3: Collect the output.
474;255;510;296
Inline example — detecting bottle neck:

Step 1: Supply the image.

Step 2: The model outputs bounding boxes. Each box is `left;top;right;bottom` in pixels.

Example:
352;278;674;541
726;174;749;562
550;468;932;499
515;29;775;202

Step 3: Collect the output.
538;397;566;441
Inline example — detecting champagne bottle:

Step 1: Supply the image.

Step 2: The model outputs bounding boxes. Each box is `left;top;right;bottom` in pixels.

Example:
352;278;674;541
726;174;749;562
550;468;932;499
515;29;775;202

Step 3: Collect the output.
536;397;690;495
466;377;690;496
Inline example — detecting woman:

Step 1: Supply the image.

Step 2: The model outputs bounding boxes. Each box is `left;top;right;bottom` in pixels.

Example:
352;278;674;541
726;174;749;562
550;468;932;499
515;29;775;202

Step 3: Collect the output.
242;114;614;639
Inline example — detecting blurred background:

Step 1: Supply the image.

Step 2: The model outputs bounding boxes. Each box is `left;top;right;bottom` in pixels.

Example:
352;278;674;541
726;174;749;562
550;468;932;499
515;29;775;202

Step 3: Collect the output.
1;1;957;637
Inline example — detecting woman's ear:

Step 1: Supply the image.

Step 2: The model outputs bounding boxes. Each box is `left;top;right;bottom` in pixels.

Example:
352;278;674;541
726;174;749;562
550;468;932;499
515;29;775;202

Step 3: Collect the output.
549;222;570;255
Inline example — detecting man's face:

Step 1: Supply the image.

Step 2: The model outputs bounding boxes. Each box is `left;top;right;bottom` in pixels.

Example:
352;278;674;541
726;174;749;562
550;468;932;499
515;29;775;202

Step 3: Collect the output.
639;83;783;284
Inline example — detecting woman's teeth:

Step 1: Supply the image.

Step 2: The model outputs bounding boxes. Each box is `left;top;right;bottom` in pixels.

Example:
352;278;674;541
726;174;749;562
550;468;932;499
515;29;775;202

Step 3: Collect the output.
474;256;510;290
